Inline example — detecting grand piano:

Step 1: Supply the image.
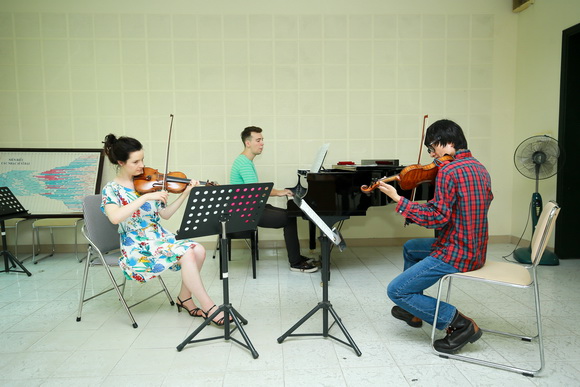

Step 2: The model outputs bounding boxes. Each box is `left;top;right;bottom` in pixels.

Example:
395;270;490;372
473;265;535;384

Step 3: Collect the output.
287;160;434;248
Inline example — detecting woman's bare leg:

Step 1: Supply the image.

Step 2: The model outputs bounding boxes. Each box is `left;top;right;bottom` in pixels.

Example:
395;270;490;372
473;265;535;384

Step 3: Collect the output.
177;245;228;322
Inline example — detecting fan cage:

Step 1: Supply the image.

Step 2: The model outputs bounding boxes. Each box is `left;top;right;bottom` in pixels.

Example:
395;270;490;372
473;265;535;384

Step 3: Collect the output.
514;135;561;180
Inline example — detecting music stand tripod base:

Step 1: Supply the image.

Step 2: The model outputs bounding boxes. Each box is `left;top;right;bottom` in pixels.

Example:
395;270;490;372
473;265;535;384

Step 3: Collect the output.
174;183;273;359
277;197;361;356
0;187;32;276
175;227;258;358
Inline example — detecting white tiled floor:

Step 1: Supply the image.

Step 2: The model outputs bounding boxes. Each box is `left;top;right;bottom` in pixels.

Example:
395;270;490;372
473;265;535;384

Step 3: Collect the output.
1;243;580;386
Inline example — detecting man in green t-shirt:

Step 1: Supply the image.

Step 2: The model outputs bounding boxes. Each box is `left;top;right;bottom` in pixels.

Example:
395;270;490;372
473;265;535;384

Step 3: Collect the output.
230;126;317;273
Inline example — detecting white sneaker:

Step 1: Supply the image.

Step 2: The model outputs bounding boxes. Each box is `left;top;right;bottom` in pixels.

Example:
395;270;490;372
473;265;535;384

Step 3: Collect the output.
290;261;318;273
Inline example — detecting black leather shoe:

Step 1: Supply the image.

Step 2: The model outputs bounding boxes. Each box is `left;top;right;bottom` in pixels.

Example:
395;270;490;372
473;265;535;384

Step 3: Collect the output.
391;306;423;328
434;311;482;353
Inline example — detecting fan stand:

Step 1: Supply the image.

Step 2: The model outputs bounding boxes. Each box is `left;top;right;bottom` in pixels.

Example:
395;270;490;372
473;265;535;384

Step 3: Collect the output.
514;163;559;266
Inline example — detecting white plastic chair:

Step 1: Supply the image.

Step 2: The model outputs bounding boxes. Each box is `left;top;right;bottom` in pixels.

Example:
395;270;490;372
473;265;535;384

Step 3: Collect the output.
4;217;33;261
76;194;174;328
32;218;83;263
431;200;561;377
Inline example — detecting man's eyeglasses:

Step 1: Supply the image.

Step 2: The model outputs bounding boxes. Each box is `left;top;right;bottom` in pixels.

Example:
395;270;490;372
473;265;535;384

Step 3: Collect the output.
426;138;439;154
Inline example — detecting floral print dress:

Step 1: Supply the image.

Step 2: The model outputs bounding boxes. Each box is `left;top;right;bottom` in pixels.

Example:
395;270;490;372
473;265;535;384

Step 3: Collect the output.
101;181;197;283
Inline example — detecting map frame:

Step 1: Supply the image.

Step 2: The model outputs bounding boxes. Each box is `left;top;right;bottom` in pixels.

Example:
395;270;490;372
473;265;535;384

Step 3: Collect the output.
0;148;104;218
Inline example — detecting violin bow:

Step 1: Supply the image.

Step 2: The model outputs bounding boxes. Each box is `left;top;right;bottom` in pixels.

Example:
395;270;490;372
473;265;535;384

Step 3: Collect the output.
162;114;175;192
403;114;428;227
410;115;428;202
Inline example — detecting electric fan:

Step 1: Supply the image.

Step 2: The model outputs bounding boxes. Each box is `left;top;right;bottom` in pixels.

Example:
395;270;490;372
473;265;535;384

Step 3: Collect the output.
513;135;562;265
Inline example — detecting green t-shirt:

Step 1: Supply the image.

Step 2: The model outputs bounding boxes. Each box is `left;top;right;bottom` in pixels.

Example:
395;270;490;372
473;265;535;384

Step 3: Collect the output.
230;154;258;184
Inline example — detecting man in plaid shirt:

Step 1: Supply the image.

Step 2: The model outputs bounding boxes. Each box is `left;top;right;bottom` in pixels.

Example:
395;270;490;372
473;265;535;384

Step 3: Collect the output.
378;119;493;353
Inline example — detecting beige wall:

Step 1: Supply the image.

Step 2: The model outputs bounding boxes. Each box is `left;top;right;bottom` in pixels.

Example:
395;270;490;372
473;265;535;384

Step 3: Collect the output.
0;0;577;248
511;0;579;244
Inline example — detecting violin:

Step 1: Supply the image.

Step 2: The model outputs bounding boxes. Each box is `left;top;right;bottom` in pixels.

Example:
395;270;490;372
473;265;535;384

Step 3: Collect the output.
134;167;216;194
360;155;454;193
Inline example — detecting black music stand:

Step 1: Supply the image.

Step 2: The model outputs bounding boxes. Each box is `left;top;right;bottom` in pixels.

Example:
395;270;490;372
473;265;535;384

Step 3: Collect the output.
175;182;273;359
277;196;361;356
0;187;32;276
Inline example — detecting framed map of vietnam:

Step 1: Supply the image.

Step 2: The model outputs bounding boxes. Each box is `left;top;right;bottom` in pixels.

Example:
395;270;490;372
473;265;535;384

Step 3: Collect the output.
0;149;104;217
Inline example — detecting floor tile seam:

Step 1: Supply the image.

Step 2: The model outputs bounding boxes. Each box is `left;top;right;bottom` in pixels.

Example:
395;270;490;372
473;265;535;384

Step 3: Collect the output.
50;346;133;380
387;360;416;386
17;347;84;379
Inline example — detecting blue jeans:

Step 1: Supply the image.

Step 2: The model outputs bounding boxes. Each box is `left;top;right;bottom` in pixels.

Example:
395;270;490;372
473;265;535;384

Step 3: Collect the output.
387;238;459;330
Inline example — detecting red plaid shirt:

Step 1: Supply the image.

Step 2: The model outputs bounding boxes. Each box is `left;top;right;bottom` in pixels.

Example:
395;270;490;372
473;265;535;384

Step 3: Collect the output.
395;150;493;272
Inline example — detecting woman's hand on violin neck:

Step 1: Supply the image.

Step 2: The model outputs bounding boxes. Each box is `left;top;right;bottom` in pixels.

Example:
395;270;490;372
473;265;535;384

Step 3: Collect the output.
144;190;168;204
182;179;199;194
378;181;401;203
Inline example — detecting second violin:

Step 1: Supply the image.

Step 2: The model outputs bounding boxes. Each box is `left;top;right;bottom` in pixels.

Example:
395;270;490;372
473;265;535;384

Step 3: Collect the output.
361;155;453;193
134;167;216;194
133;167;190;194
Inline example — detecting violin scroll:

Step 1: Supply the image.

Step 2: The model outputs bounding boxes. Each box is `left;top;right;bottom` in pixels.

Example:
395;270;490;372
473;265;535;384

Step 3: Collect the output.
361;175;399;193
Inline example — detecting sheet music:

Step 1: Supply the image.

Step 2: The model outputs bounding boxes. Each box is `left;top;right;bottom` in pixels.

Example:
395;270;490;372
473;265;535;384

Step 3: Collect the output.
292;195;345;250
309;143;330;173
290;143;330;198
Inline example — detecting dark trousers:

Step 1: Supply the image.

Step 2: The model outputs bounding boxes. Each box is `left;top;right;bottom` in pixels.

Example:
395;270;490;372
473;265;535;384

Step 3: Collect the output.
259;204;301;266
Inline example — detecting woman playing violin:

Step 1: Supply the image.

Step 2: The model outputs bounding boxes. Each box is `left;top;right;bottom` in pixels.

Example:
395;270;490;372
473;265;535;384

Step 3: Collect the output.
101;134;229;326
377;119;493;354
